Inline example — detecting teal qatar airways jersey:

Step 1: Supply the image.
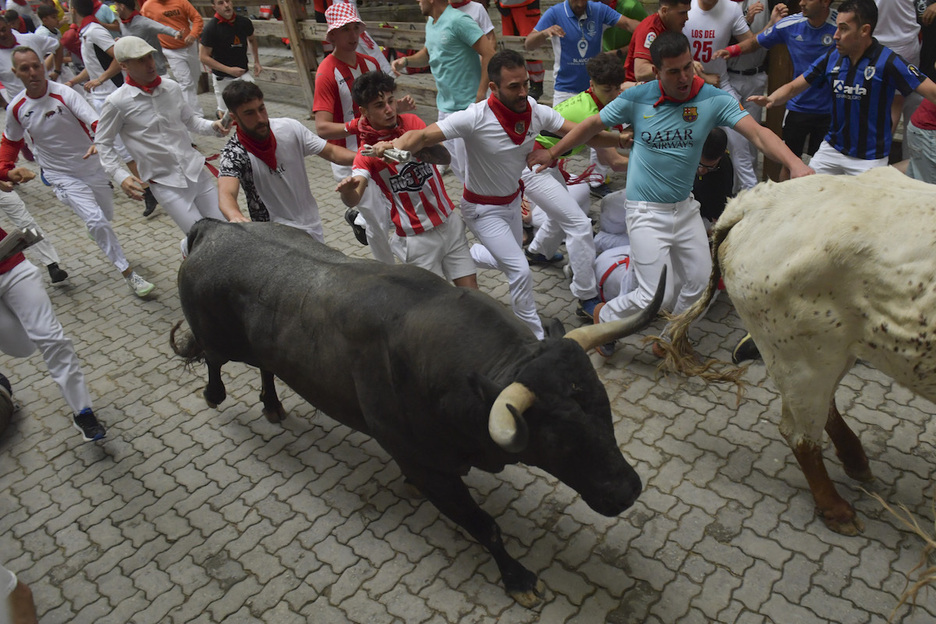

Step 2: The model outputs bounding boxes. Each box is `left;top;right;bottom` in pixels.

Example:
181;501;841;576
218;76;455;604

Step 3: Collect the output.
600;81;747;203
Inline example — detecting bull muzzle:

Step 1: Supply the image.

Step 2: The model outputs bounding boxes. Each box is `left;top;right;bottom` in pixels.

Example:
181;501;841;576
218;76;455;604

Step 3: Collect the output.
489;382;534;453
563;266;667;353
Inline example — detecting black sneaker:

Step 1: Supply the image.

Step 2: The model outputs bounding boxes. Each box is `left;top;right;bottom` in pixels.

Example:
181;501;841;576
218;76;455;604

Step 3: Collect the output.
525;248;563;264
142;187;158;217
73;408;106;441
528;81;543;102
576;296;601;319
344;207;368;246
589;183;613;199
47;262;68;283
732;332;762;364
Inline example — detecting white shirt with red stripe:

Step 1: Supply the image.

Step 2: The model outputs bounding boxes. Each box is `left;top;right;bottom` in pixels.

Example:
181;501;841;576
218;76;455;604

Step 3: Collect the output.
3;81;102;178
312;52;382;152
0;32;59;95
352;114;455;237
436;97;564;198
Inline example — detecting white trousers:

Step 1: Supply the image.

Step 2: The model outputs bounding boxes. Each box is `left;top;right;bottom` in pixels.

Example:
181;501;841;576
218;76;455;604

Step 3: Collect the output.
522;166;598;300
389;212;475;282
45;168;129;273
727;71;767;188
150;168;224;235
164;44;204;116
437;110;467;184
461;196;544;339
332;163;395;264
719;79;758;191
598;196;710;323
809;140;888;176
212;71;255;113
0;261;91;413
0;190;59;267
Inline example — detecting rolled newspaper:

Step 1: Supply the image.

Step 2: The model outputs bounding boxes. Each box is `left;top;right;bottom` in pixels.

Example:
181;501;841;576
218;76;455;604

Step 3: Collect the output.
361;144;411;163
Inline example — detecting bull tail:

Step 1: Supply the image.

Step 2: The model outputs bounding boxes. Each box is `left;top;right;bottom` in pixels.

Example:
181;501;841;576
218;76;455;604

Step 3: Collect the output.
653;204;747;390
170;320;205;365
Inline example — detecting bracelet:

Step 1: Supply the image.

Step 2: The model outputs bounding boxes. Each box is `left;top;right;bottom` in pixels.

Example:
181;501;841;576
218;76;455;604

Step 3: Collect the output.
401;57;408;68
726;44;742;58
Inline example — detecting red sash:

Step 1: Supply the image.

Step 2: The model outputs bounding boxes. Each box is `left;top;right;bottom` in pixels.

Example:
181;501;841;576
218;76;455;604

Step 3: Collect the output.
462;183;523;206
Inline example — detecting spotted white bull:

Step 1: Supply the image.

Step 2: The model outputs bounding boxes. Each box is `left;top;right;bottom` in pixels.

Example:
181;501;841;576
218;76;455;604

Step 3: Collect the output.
664;167;936;535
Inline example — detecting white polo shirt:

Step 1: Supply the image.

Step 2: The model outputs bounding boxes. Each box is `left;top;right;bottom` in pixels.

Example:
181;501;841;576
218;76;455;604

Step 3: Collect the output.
4;80;104;177
96;77;218;188
436;97;564;197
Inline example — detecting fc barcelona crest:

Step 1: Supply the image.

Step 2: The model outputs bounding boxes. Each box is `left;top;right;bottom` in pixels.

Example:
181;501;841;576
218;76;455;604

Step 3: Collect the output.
515;121;526;135
683;106;698;122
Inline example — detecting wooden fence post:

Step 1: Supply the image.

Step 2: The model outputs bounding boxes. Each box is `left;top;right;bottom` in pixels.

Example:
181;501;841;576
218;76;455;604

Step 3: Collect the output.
277;0;318;110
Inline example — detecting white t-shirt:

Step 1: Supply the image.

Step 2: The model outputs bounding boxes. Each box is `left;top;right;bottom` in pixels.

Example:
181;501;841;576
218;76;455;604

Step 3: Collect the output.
79;21;118;97
234;118;329;240
683;0;749;86
437;98;565;196
874;0;920;64
0;31;59;94
455;1;495;35
4;80;103;177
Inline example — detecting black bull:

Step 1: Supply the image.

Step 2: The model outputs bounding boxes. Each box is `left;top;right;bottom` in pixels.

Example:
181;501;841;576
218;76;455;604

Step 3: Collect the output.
171;219;665;607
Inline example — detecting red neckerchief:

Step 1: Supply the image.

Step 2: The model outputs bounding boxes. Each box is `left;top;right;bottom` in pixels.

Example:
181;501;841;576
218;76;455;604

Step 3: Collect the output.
586;87;605;111
450;0;471;7
10;0;26;5
237;124;278;171
79;14;100;31
214;11;236;25
126;74;162;94
357;116;402;148
487;94;531;146
120;10;141;24
653;75;704;107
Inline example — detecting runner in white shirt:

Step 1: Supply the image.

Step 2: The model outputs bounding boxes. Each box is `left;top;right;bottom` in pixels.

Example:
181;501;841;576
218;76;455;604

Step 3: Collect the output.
96;37;228;240
451;0;496;40
387;50;624;338
683;0;758;189
218;80;355;240
0;20;60;101
0;46;155;298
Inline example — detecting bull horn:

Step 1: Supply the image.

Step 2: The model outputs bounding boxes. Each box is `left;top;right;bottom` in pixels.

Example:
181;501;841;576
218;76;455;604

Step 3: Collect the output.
489;382;535;453
564;266;667;353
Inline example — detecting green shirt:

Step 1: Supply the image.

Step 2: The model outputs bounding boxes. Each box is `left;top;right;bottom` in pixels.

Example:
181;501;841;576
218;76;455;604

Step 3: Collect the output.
535;89;604;157
601;0;648;55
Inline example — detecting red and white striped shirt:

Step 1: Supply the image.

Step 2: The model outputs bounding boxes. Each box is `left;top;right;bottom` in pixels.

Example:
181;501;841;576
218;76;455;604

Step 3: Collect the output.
312;52;381;152
352;114;455;237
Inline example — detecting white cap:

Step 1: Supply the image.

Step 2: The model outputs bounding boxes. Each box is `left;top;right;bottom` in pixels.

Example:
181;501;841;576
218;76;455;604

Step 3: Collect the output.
114;36;157;62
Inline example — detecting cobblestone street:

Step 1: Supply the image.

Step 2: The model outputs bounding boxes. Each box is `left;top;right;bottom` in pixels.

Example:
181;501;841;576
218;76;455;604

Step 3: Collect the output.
1;89;936;623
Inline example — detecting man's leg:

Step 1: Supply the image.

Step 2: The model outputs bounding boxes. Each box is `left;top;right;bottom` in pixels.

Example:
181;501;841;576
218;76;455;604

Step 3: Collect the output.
332;162;395;264
666;198;712;316
462;200;544;339
522;167;598;302
164;45;204;116
0;190;60;268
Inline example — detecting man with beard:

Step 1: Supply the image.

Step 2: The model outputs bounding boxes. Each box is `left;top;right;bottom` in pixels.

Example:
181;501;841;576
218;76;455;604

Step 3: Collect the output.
528;32;812;353
383;50;625;339
0;46;155;298
96;37;228;243
217;80;354;240
335;71;478;289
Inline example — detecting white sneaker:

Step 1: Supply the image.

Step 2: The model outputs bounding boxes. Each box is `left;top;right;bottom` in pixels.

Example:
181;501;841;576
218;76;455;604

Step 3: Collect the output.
126;271;155;298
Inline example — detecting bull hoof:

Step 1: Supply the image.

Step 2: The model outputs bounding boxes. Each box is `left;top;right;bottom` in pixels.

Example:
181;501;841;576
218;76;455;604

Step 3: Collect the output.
203;387;225;408
819;509;865;536
262;405;286;424
508;579;546;609
844;465;875;483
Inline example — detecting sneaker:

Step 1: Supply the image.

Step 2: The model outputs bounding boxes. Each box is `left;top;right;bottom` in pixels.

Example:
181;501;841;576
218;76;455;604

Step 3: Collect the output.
40;169;51;186
0;374;13;426
577;296;601;320
47;262;69;283
126;271;155;298
596;341;616;357
732;332;762;364
73;407;106;441
589;183;613;199
525;248;563;265
528;81;544;102
344;207;368;246
142;187;158;217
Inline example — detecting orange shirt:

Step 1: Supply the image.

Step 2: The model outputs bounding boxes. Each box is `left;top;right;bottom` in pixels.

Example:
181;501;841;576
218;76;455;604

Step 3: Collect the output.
140;0;203;49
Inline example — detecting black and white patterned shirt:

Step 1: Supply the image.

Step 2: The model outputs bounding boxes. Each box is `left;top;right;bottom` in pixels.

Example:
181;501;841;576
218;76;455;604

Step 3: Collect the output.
219;133;271;223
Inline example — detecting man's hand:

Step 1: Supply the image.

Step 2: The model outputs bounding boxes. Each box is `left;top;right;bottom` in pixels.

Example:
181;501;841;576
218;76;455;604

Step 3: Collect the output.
228;66;247;78
84;78;101;92
925;3;936;25
174;30;184;40
396;94;416;112
542;25;565;38
121;176;145;200
746;94;772;108
254;62;263;75
746;1;764;22
391;57;408;76
82;145;98;159
769;3;788;24
184;34;197;45
0;180;14;192
789;161;814;179
526;149;554;173
226;209;250;223
7;167;35;184
335;176;357;194
211;119;230;136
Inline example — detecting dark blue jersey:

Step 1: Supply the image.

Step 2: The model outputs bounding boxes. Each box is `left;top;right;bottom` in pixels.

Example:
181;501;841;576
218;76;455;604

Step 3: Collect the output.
804;39;924;160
